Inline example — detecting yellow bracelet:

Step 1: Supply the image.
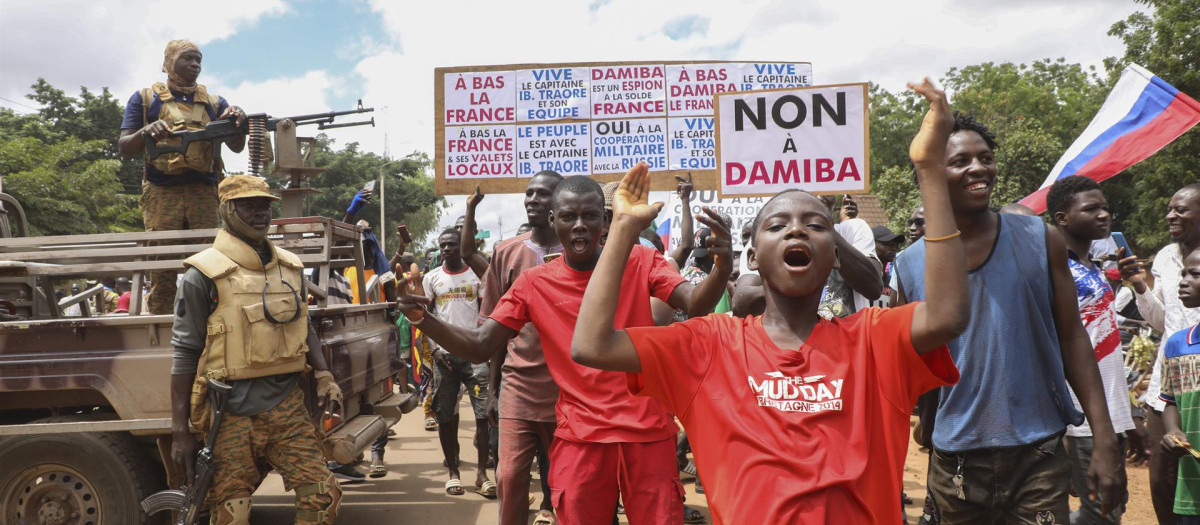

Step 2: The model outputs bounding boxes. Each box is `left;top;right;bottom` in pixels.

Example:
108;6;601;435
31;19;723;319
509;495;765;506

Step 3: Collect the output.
924;230;961;242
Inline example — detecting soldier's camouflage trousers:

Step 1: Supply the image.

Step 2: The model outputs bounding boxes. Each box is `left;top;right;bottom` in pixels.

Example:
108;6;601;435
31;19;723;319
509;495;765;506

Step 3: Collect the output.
140;181;218;315
208;386;338;524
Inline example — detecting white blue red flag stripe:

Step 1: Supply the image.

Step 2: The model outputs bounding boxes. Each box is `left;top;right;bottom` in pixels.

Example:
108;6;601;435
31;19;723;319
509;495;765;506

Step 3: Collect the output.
1020;64;1200;213
656;218;672;251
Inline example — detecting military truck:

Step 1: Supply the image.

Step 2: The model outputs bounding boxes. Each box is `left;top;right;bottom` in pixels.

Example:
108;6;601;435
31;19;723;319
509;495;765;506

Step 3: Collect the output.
0;193;417;524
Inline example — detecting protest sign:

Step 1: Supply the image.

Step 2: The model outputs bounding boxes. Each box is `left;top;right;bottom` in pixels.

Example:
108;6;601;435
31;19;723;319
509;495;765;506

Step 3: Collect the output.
516;122;591;176
591;118;668;174
667;117;716;171
665;190;764;253
445;125;516;179
715;83;869;198
435;61;813;195
516;67;590;121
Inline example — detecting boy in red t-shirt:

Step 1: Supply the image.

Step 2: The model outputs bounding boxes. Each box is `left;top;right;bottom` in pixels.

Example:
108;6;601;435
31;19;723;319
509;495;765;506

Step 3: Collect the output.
396;176;732;525
571;79;969;525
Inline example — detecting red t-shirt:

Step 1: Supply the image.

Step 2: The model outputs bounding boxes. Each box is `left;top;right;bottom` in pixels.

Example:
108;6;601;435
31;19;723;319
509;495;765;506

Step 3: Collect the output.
626;304;958;525
489;245;685;443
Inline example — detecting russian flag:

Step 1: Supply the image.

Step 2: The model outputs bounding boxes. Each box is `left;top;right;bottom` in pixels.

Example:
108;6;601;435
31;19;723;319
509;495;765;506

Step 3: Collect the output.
1020;64;1200;213
656;218;672;251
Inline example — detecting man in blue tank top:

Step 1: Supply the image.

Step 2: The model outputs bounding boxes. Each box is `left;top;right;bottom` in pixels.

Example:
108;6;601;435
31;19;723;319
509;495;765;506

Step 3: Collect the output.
895;114;1125;524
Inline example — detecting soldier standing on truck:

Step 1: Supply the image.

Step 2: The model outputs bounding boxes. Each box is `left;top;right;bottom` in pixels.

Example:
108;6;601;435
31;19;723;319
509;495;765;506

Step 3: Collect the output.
169;175;343;525
117;39;247;314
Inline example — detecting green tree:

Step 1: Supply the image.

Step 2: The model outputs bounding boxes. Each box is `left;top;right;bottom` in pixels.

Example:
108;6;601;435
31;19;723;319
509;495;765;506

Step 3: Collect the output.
1102;0;1200;251
290;137;444;252
0;133;140;235
23;79;143;194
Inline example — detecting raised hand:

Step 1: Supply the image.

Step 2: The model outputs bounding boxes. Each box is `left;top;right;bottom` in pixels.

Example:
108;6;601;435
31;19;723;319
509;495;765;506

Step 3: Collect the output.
907;77;954;170
395;263;428;321
467;185;485;210
347;189;372;215
614;162;663;229
675;172;694;201
696;207;733;270
841;194;859;221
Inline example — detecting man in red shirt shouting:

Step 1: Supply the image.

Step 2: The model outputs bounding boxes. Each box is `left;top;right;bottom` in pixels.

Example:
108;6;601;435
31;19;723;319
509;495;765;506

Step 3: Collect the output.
570;79;968;525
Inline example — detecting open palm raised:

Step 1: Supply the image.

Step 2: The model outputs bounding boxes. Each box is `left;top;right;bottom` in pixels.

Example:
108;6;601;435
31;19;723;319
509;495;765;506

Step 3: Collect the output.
613;162;664;229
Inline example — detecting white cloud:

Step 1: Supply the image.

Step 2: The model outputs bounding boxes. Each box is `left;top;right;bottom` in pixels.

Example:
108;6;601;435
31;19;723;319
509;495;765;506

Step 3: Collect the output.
1;0;1147;241
0;0;287;105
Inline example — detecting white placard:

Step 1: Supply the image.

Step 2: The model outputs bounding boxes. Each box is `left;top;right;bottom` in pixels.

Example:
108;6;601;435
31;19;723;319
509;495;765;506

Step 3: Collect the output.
667;117;716;171
737;63;814;89
666;190;765;252
444;71;517;125
716;83;869;198
590;118;668;174
666;64;740;116
516;123;591;176
589;65;667;119
516;67;591;122
445;125;517;179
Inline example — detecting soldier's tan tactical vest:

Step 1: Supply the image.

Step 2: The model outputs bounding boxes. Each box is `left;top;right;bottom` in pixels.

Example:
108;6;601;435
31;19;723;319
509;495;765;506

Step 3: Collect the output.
140;82;220;175
185;230;309;385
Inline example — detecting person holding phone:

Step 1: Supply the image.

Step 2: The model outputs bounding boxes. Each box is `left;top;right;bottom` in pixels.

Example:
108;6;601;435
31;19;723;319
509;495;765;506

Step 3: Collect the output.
1121;182;1200;523
1046;175;1136;524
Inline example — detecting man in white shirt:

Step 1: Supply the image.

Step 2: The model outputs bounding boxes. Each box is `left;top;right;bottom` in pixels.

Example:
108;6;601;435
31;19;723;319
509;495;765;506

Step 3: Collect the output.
1120;182;1200;524
422;228;493;498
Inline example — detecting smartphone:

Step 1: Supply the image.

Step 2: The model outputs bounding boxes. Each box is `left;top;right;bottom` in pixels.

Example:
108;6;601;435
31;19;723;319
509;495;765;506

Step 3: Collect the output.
362;180;377;193
397;224;412;244
1111;232;1133;259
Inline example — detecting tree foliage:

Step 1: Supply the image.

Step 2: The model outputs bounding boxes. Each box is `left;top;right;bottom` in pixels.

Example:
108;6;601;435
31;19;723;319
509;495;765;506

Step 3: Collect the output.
1102;0;1200;251
0;81;142;235
1;79;444;245
870;0;1199;252
283;137;444;251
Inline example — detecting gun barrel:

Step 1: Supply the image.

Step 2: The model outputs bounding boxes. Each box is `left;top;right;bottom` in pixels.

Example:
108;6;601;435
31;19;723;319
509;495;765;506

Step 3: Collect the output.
285;107;375;125
318;118;374;130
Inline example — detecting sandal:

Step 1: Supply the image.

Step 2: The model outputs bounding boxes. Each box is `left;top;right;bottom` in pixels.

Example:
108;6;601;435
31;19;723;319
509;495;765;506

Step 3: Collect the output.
425;417;438;431
444;478;465;496
679;460;698;480
683;504;706;524
533;509;556;525
369;463;387;478
475;480;497;499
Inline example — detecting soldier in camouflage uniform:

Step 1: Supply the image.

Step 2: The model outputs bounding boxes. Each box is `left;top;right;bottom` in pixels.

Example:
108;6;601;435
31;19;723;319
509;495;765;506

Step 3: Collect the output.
169;175;342;525
118;39;247;314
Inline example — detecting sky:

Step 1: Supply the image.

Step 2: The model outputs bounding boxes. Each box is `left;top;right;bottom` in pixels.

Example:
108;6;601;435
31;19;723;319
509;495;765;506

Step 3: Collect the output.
0;0;1146;243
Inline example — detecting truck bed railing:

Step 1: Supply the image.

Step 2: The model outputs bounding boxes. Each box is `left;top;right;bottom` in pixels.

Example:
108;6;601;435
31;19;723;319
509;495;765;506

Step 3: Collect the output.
0;217;369;318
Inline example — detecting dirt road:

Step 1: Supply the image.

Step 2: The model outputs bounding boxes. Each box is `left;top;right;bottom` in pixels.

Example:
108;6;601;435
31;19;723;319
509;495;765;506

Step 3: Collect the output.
249;405;1154;524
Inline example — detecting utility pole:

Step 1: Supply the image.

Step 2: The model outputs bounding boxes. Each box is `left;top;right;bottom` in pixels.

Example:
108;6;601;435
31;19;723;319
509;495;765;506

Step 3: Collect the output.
378;159;400;253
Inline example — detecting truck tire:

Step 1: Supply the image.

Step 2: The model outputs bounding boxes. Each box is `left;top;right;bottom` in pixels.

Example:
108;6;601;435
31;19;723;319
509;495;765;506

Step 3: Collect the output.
0;419;164;525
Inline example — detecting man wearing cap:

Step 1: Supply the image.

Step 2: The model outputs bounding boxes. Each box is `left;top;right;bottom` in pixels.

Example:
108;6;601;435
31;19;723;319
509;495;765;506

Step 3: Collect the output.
119;39;247;315
870;225;903;309
169;175;343;525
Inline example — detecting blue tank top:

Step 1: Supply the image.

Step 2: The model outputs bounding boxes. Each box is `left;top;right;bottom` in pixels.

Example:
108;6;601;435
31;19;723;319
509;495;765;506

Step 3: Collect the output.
896;213;1084;452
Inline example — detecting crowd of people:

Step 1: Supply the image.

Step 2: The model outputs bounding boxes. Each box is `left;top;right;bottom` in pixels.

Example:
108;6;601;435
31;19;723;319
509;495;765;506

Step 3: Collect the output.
73;38;1196;525
384;79;1199;525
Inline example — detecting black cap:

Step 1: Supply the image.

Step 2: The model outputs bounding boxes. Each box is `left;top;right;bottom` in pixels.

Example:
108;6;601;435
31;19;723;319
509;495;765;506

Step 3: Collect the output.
872;225;903;244
693;228;712;259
